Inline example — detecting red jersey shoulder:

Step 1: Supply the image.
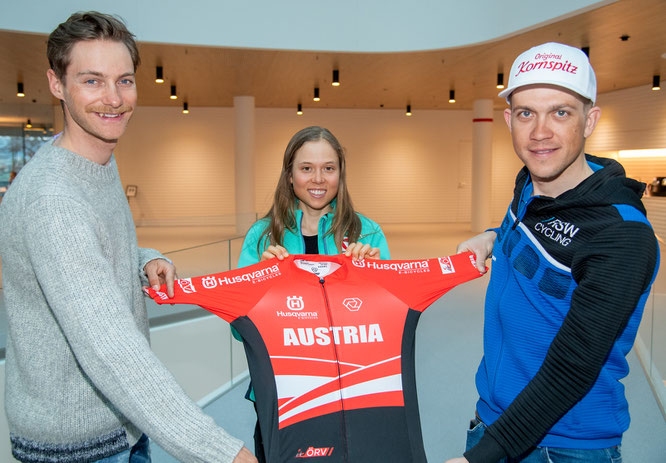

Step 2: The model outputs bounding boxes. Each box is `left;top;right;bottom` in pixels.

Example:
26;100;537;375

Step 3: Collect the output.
195;260;284;290
210;259;284;287
347;252;478;277
148;258;287;301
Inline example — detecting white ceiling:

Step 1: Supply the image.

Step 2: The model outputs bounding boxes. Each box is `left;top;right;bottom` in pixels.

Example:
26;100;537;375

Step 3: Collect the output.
0;0;609;52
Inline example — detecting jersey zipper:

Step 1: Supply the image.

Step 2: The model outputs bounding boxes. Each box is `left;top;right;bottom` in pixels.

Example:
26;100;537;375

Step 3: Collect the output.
318;277;349;462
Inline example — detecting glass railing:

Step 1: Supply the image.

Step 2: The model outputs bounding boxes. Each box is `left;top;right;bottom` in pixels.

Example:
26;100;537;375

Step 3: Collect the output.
146;235;246;327
143;234;251;395
143;232;251;397
635;231;666;418
1;221;665;419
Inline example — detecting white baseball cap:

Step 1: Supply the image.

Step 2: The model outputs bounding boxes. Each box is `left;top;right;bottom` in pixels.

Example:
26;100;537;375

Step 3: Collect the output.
499;42;596;104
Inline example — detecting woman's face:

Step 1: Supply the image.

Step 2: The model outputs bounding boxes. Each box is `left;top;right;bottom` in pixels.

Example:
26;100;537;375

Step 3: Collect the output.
290;139;340;214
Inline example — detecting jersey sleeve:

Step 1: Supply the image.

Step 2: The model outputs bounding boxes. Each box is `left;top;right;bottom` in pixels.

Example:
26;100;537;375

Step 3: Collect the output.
145;259;283;323
356;252;484;311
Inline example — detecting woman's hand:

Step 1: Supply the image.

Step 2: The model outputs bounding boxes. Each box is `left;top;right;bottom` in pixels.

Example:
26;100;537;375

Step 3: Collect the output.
261;244;290;261
456;230;496;273
344;242;380;260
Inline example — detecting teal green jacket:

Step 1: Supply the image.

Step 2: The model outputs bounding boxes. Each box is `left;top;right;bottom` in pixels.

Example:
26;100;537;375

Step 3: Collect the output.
233;207;391;364
237;207;390;268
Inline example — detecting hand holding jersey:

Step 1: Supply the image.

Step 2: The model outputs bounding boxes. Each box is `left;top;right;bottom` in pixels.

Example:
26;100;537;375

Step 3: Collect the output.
144;257;177;296
260;241;381;263
261;244;290;261
455;231;496;273
343;241;381;260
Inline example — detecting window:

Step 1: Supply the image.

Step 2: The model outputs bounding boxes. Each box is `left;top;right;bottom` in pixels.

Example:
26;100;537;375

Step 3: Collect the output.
0;126;54;197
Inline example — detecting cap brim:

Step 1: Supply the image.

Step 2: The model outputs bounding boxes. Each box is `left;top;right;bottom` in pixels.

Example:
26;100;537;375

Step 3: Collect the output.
497;80;594;103
497;87;513;100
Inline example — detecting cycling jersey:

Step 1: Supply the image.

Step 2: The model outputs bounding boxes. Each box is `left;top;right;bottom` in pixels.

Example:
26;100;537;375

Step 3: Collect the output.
146;252;483;462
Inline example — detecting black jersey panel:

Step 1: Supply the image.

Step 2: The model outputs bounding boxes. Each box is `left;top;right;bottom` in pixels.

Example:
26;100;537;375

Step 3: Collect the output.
232;316;281;462
277;407;419;462
400;309;427;462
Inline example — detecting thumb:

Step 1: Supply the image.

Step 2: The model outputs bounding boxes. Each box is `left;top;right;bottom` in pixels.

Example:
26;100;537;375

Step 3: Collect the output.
147;272;160;291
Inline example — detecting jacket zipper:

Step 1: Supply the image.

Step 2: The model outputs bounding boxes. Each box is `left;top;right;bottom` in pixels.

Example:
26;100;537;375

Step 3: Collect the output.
319;215;329;254
298;212;307;253
491;184;534;396
318;277;349;461
298;211;331;254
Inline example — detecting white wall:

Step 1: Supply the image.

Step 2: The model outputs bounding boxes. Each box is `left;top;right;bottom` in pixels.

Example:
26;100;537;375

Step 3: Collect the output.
115;106;237;226
115;106;517;227
112;82;666;229
587;82;666;183
588;83;666;152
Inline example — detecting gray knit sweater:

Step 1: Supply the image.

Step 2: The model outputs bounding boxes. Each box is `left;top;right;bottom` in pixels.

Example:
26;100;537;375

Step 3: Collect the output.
0;140;244;462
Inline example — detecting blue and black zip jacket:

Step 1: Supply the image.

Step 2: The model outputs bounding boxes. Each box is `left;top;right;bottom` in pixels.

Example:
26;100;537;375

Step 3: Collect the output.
465;154;659;463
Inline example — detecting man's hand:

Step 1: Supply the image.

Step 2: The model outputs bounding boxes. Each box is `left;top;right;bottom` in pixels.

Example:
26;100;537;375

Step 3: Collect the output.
233;447;258;463
261;244;290;261
445;458;469;463
144;258;177;297
456;231;497;273
344;242;380;260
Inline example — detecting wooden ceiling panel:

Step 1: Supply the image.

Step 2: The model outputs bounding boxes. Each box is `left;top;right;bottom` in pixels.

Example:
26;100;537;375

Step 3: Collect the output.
0;0;664;114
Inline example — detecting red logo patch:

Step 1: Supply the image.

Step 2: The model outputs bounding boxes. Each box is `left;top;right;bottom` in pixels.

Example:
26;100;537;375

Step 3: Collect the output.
295;447;335;458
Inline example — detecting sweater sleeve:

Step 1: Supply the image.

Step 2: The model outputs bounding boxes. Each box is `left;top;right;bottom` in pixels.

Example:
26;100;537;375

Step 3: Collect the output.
464;220;658;463
24;196;245;463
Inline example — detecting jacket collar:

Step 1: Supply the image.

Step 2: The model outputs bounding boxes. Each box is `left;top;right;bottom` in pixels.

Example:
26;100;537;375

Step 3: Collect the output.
512;154;646;215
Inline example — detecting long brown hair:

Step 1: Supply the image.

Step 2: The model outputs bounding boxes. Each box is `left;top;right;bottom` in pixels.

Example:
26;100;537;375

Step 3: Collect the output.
258;126;361;254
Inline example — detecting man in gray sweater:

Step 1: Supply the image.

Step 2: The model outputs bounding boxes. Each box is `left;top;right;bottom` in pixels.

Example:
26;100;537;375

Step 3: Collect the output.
0;12;256;463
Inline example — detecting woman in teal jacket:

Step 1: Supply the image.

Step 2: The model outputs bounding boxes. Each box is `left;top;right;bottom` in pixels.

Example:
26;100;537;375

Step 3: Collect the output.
236;126;390;462
237;126;390;266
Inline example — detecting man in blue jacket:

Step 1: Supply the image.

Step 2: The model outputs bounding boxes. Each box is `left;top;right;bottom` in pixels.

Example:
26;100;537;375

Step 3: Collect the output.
449;42;659;463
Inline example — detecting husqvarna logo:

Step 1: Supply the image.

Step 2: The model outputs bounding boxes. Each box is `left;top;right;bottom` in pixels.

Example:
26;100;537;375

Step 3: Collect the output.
201;276;217;289
351;259;366;268
342;297;363;312
287;296;305;311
